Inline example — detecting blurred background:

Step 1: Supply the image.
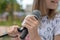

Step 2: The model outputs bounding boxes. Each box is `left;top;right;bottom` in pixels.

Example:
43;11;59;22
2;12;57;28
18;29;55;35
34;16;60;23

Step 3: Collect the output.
0;0;34;26
0;0;60;40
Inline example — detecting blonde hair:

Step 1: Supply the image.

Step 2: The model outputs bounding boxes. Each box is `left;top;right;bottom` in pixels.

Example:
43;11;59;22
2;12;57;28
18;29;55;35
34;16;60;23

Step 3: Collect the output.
32;0;56;19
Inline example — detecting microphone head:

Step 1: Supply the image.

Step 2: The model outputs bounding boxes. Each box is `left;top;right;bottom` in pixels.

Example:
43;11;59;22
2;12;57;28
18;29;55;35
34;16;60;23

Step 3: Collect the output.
32;10;42;20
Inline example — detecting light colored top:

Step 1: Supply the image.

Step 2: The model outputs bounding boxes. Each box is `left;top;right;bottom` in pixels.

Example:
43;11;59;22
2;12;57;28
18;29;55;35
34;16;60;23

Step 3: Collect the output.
22;14;60;40
38;13;60;40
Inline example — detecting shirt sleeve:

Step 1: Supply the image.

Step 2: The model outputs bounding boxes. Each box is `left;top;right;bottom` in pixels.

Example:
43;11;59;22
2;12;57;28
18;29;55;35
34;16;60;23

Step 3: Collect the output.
54;14;60;36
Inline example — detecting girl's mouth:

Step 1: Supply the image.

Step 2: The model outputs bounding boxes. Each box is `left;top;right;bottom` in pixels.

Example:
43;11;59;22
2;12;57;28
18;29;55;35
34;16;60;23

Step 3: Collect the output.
51;0;58;3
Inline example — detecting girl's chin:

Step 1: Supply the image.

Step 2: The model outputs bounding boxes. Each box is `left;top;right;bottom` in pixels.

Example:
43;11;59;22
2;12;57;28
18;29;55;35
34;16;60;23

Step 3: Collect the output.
49;8;57;10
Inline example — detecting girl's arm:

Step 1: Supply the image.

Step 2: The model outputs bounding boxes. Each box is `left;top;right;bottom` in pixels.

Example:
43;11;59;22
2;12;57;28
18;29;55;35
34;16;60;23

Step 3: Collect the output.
28;28;41;40
54;35;60;40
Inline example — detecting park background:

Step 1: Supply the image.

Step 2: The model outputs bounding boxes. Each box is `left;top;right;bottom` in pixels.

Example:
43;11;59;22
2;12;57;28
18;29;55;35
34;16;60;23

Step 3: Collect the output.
0;0;60;40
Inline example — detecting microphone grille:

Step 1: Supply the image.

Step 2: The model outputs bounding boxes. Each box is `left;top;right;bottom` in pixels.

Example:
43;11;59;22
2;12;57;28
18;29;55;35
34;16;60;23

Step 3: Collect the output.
32;10;42;19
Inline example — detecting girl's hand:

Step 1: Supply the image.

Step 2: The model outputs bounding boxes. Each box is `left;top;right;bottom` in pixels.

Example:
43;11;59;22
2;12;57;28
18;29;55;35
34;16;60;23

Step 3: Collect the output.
22;15;39;31
7;25;20;38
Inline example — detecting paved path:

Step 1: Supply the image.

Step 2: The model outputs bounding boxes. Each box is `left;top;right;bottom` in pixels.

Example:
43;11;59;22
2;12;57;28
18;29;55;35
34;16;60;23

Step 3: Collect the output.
0;26;11;40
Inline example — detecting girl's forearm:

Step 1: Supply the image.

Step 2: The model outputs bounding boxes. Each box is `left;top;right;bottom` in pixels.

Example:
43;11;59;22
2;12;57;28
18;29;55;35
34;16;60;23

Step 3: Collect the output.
29;29;41;40
11;37;21;40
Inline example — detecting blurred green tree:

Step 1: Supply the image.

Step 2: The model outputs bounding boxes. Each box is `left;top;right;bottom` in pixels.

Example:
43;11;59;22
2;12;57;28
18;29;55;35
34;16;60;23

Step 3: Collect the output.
0;0;8;13
0;0;23;25
0;0;22;13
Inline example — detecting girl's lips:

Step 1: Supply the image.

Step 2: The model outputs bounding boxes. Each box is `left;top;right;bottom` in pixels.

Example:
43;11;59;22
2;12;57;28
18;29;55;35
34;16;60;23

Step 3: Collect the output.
51;0;58;3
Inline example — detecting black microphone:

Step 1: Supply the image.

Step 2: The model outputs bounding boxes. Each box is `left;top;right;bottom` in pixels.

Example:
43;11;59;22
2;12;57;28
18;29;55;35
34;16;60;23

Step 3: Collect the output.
20;10;41;39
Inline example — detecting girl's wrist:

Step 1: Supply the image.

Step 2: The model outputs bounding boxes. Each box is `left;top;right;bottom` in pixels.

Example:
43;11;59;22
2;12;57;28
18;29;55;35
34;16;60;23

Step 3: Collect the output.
11;35;21;40
28;27;39;40
9;35;18;38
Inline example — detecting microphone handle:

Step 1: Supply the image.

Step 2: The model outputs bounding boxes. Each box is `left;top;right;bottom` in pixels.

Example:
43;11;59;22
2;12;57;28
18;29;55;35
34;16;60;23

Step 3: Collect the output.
20;27;28;39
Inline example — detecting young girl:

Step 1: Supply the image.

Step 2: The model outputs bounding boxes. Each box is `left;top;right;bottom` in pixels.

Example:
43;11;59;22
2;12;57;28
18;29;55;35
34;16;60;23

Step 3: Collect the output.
22;0;60;40
6;0;60;40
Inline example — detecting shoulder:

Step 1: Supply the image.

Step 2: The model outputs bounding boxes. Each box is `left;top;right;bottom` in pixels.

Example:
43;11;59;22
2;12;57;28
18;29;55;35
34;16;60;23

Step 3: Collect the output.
55;13;60;18
52;13;60;25
53;13;60;21
53;13;60;36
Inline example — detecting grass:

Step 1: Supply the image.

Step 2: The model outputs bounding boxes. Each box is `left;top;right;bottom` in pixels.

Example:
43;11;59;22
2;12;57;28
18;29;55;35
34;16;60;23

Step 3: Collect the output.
0;21;12;26
0;19;22;26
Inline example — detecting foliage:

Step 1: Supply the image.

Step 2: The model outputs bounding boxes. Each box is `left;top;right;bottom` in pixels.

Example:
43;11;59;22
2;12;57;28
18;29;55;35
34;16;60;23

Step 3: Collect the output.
0;0;22;14
0;0;8;13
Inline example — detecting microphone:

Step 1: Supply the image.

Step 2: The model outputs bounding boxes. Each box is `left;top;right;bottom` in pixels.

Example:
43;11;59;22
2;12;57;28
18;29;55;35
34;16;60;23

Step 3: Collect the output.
20;10;41;39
